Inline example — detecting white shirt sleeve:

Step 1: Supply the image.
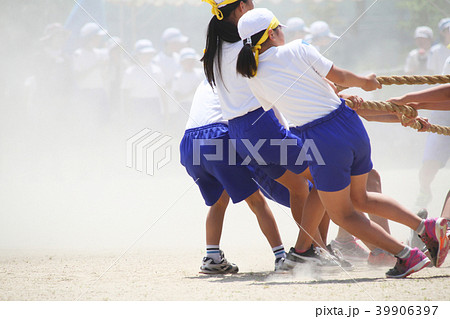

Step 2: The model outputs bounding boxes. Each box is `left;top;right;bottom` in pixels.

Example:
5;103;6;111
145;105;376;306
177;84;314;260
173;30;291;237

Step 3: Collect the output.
300;41;334;77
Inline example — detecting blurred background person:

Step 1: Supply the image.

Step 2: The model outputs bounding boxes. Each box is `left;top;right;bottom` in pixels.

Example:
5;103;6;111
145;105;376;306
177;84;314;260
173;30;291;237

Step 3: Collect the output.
172;47;203;111
121;39;165;133
284;17;310;43
427;18;450;74
415;18;450;209
72;22;109;128
153;27;189;134
105;36;127;118
304;20;339;54
153;27;189;92
404;26;433;75
25;23;72;119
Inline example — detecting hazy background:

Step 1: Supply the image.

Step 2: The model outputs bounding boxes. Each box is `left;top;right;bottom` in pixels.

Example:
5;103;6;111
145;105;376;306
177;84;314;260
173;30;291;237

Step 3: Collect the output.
0;0;449;255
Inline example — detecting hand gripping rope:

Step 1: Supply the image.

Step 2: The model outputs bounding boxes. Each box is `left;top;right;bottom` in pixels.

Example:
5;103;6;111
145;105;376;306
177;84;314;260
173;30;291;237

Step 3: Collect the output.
337;74;450;136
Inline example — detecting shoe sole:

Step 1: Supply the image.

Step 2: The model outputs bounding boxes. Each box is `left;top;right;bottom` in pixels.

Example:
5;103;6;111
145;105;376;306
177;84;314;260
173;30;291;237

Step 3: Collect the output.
386;257;431;279
199;266;239;275
435;218;449;268
285;254;323;266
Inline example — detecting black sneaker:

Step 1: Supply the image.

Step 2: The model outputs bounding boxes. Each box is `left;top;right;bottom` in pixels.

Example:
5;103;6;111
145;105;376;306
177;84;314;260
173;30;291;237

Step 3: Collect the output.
284;245;324;268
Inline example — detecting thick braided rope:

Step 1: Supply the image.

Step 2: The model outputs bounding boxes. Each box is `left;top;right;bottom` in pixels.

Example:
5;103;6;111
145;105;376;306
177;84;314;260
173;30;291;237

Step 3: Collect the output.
336;74;450;92
376;74;450;86
344;99;450;136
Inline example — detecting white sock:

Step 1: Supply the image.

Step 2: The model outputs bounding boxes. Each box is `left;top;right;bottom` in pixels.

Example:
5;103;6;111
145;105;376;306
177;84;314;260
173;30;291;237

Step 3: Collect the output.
206;245;221;263
272;245;286;259
395;246;412;259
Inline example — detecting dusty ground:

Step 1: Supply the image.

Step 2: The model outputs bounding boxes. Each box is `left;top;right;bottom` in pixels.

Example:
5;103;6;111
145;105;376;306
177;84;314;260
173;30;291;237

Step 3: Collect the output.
1;249;449;301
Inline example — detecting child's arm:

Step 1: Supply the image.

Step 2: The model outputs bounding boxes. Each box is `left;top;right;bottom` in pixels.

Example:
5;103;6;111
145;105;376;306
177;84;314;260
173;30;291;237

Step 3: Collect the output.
325;65;381;92
388;84;450;104
388;84;450;110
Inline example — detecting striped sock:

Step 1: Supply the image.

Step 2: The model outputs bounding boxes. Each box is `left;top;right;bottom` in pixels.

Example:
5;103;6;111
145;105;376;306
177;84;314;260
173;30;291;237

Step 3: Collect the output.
272;245;286;259
206;245;221;263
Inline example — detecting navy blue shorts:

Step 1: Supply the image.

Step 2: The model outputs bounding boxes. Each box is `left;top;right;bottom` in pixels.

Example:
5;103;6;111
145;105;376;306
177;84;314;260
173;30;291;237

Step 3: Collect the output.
249;164;314;208
291;100;373;192
180;123;259;206
228;107;308;180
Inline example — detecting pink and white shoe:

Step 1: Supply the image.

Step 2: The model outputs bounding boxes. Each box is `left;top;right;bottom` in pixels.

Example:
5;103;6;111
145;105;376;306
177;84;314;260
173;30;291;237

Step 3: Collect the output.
385;248;430;278
420;218;449;267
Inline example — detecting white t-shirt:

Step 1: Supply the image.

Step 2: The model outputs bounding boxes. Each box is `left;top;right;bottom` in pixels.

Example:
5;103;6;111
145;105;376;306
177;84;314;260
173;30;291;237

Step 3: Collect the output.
153;51;181;88
73;47;108;90
121;63;165;99
214;41;261;120
172;68;204;104
185;79;227;130
427;43;450;74
443;55;450;74
404;48;430;74
248;40;341;127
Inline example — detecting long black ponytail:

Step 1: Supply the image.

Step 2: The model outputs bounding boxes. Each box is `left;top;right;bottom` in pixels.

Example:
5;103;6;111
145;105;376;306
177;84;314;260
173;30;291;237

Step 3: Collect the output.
236;29;265;78
201;0;246;87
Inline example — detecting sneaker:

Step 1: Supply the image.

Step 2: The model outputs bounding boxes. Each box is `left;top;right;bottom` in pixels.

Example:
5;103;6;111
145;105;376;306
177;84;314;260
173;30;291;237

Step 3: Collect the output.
199;250;239;274
368;248;396;267
274;257;289;272
330;237;369;261
326;244;353;270
385;248;431;278
419;218;450;267
409;209;428;251
284;246;340;268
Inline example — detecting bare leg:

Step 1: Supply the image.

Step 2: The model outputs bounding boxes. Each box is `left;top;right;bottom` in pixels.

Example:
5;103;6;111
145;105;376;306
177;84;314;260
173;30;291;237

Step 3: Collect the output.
335;169;391;251
292;187;326;250
206;190;230;245
275;169;310;227
245;189;283;248
318;213;330;245
350;174;422;231
275;168;326;251
317;180;405;256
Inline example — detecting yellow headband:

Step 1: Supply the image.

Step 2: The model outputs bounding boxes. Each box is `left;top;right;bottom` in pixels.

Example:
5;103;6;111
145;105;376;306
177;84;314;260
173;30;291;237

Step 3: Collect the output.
250;16;280;75
202;0;240;20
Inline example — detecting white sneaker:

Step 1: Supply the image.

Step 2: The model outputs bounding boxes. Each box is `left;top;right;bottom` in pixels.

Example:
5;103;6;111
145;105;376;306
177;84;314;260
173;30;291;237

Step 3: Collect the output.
199;250;239;274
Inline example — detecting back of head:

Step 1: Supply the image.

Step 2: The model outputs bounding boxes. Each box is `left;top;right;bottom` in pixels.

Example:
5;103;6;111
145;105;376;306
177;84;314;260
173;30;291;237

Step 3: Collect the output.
201;0;246;86
236;8;280;78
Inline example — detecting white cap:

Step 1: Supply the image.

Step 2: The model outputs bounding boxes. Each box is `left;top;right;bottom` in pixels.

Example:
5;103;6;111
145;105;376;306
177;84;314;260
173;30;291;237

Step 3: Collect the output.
134;39;156;54
179;47;200;61
309;21;339;40
238;8;284;41
414;26;433;39
438;18;450;32
285;17;310;33
80;22;106;38
161;27;188;44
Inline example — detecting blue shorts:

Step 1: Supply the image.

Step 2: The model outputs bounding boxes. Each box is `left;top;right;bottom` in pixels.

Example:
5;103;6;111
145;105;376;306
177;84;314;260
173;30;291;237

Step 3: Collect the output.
291;100;373;192
249;164;314;208
180;123;259;206
228;107;308;180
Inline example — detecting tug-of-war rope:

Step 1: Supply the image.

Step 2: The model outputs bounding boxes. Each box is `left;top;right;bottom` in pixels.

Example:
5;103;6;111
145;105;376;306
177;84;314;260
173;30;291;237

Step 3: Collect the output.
338;74;450;136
